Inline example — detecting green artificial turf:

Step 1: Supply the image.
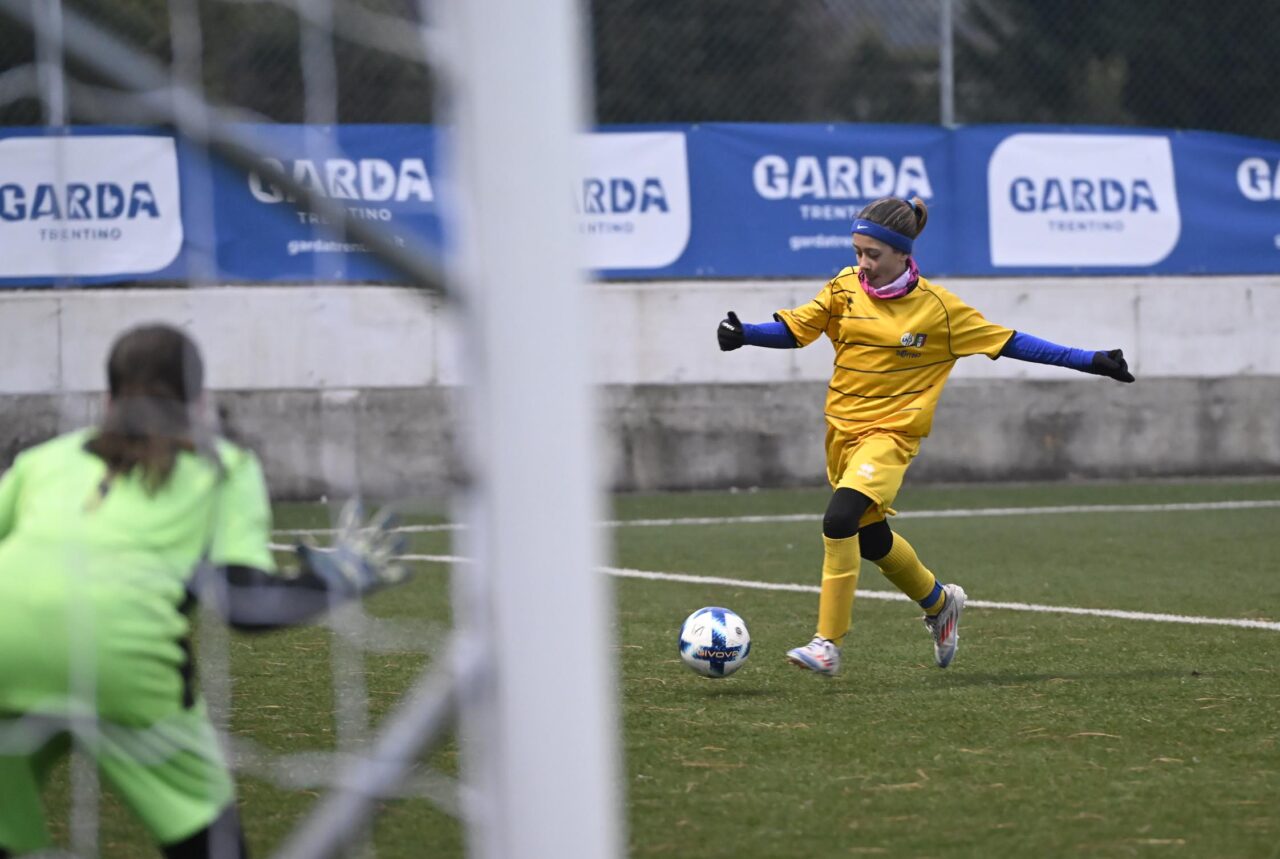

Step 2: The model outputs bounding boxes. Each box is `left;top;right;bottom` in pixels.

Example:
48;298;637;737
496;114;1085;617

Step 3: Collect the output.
34;479;1280;857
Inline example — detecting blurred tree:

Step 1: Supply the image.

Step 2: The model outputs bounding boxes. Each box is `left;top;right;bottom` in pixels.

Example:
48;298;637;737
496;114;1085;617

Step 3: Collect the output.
0;14;38;125
1;0;1275;135
815;30;938;124
590;0;815;122
958;0;1280;138
0;0;433;125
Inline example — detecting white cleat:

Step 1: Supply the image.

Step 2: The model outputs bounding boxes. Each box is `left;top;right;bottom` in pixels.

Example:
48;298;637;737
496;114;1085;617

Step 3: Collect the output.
922;583;966;668
786;635;841;676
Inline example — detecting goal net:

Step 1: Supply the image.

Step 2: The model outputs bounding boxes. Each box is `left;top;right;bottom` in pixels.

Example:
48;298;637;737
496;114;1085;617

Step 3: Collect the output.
0;0;620;856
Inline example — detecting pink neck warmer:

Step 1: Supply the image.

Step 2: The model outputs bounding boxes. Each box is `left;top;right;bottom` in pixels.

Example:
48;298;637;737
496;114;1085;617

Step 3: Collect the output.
859;257;919;300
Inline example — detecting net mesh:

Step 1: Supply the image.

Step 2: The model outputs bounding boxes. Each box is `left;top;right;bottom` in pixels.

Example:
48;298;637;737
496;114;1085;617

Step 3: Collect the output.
0;0;462;855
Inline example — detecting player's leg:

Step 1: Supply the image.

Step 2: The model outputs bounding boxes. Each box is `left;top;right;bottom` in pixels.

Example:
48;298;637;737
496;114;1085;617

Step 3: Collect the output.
860;521;966;668
859;520;944;612
785;486;870;674
94;704;242;858
836;432;936;612
817;486;869;645
0;721;70;856
788;427;905;675
161;803;248;859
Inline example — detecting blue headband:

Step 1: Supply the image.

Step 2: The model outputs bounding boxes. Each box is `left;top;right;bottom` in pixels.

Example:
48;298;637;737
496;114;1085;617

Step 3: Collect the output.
851;219;913;253
849;218;911;252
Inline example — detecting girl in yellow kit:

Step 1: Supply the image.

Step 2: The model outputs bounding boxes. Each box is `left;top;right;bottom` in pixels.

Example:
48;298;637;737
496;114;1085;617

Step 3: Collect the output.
717;196;1134;676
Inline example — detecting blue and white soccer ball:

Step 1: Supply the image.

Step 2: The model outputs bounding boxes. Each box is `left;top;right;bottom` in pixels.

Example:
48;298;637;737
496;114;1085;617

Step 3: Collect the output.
678;606;751;678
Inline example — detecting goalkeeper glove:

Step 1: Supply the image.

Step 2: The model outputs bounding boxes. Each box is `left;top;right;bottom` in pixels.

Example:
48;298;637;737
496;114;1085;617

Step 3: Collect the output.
718;311;745;351
1087;349;1136;383
296;500;410;597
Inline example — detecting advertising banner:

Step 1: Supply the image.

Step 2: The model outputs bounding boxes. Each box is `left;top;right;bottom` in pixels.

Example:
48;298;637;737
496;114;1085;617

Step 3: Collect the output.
1;123;1277;285
949;125;1280;276
0;132;184;279
622;123;955;278
212;124;442;282
578;130;691;270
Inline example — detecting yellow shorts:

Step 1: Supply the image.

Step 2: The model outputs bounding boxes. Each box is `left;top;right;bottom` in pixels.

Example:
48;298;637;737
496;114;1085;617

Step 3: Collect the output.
825;429;920;528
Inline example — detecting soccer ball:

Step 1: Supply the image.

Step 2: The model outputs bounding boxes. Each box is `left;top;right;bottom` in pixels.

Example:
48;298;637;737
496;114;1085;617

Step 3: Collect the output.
678;606;750;678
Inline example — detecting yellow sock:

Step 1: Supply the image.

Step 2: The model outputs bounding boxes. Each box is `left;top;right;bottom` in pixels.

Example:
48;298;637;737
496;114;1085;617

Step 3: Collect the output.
875;531;946;616
817;534;860;646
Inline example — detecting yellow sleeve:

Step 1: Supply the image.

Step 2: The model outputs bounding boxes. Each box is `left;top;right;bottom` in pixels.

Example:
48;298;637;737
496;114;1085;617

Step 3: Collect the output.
774;279;837;347
943;293;1015;359
209;445;277;572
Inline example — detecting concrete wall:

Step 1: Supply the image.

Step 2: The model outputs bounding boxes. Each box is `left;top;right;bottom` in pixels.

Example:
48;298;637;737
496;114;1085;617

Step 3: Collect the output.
2;278;1277;496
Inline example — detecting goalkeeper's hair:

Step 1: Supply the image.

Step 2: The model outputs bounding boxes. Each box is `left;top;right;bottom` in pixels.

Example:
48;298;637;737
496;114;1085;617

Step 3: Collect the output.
85;323;209;493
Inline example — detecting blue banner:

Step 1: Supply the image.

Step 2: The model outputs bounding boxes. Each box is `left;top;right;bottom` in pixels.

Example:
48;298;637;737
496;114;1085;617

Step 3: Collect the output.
209;124;442;282
1;123;1277;285
627;123;955;278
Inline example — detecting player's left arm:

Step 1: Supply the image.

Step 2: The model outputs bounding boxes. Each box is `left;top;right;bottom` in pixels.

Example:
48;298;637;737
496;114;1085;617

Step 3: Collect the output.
999;332;1135;383
188;562;334;631
207;444;278;573
940;290;1134;383
197;445;409;632
191;501;409;633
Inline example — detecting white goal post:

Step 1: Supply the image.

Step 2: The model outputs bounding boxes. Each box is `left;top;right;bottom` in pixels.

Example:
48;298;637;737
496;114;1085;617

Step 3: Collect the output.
0;0;623;855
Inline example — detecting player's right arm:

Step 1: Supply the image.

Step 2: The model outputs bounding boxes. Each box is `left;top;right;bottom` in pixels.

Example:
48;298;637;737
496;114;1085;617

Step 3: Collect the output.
717;279;836;352
717;311;797;351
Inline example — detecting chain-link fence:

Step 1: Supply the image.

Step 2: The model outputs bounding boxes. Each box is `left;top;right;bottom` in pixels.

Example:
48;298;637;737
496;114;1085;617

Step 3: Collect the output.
593;0;1280;138
0;0;434;125
1;0;1278;137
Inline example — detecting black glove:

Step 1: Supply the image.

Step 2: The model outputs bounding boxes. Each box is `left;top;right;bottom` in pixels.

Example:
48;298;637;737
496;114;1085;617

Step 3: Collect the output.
718;311;745;351
1088;349;1135;383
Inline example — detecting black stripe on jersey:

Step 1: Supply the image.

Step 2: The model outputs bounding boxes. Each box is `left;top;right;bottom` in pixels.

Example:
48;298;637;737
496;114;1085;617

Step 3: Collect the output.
832;339;912;348
834;315;878;320
824;412;875;423
823;407;924;425
177;592;197;709
828;382;933;400
834;357;957;374
915;283;958;359
789;315;828;333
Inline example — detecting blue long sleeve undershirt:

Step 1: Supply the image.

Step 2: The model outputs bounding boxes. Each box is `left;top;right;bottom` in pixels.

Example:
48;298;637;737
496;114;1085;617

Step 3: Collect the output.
737;322;1095;372
1000;331;1095;371
740;320;798;348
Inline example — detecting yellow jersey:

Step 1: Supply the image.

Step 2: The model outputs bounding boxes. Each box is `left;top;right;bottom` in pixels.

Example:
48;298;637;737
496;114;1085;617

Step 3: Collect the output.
775;266;1014;438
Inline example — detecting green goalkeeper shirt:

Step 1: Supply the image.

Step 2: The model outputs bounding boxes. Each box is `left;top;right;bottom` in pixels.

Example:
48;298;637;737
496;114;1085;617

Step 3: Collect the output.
0;429;276;724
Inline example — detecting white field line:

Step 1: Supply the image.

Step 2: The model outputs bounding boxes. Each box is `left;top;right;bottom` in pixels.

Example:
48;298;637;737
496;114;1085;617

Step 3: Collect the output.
603;567;1280;632
271;498;1280;537
293;550;1280;634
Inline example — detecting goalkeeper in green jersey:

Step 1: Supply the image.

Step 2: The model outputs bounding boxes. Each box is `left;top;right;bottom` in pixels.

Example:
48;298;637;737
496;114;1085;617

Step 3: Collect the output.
0;324;408;859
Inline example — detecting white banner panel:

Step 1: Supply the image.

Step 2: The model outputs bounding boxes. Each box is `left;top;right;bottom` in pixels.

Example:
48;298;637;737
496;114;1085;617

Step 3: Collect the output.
0;136;183;277
988;134;1181;267
576;131;690;269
